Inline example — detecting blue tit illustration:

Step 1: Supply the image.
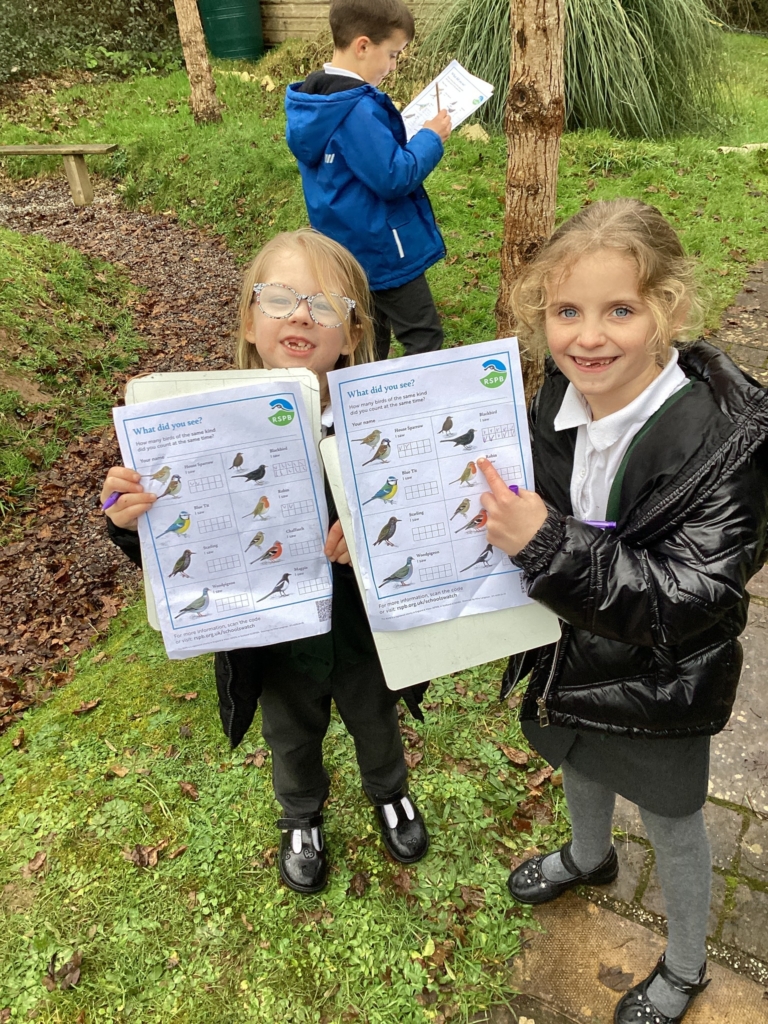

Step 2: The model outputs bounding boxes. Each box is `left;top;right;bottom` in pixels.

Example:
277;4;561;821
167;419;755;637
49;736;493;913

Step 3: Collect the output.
460;544;494;572
157;474;182;499
373;516;400;547
355;429;381;449
439;416;453;436
363;438;391;466
379;556;414;588
174;587;210;618
257;572;291;602
441;428;475;450
362;476;398;506
142;465;171;484
169;549;195;578
156;511;190;538
233;464;266;483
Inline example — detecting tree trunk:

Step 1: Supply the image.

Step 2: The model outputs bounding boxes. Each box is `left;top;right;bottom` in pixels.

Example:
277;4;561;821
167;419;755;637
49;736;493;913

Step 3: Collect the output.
174;0;222;124
496;0;565;404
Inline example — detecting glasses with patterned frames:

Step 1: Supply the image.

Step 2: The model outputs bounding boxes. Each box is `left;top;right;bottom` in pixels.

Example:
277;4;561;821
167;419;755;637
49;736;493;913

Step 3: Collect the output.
253;283;355;329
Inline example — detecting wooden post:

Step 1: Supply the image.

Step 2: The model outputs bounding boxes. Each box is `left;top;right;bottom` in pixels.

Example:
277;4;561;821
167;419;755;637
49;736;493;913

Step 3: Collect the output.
62;154;94;206
173;0;222;124
496;0;565;404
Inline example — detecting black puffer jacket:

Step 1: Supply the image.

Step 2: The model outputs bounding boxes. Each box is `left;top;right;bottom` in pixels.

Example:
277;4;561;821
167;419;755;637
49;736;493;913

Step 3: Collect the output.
510;341;768;738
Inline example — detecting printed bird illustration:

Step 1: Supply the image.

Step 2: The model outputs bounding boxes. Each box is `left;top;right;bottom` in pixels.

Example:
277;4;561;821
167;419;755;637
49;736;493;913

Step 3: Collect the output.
157;474;182;499
451;461;477;487
169;549;195;578
362;476;398;506
233;464;267;484
362;438;391;466
379;556;414;588
252;541;283;564
460;544;494;572
174;587;210;618
142;465;171;484
245;531;265;552
455;509;488;534
355;429;381;449
441;428;475;450
156;511;190;538
229;453;244;470
373;516;401;547
450;498;470;521
258;572;291;601
438;416;454;436
242;496;270;520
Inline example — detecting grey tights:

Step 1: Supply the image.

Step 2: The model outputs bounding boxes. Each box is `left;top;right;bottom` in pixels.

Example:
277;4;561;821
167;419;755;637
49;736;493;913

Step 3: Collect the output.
541;759;711;1016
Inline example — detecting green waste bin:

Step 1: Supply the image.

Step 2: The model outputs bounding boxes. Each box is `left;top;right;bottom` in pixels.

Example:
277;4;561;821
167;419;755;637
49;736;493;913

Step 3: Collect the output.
198;0;264;61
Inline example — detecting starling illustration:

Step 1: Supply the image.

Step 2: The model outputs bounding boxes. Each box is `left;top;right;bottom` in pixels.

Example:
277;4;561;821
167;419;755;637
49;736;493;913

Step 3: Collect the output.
245;531;265;552
229;453;244;470
450;461;477;487
242;496;270;520
379;556;414;588
460;544;494;572
168;549;195;578
252;541;283;564
450;498;470;521
157;474;182;499
363;438;391;466
362;476;398;506
142;465;171;484
373;516;401;547
438;416;453;436
455;509;488;534
441;428;475;450
233;464;266;484
174;587;210;618
156;511;190;538
355;429;381;449
258;572;291;601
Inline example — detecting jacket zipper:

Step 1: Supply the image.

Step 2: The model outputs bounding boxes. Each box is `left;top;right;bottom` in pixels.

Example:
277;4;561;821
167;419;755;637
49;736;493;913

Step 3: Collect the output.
222;651;236;741
536;623;567;727
392;228;405;258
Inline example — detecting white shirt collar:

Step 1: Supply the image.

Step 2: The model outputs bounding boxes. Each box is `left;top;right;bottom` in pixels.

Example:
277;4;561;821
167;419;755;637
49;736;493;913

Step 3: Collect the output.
554;348;685;452
323;64;364;82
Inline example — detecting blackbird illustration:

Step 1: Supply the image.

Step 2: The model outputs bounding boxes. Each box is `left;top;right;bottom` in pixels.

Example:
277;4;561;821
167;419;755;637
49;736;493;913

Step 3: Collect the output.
450;461;477;487
373;516;401;547
233;464;267;484
379;556;413;588
441;428;475;450
362;476;398;506
450;499;470;521
438;416;453;436
455;509;488;534
157;474;182;499
142;465;171;484
355;429;381;449
156;511;190;537
169;549;195;578
362;438;391;466
174;587;210;618
258;573;291;601
460;544;494;572
252;541;283;564
229;453;244;470
242;496;270;520
245;531;265;551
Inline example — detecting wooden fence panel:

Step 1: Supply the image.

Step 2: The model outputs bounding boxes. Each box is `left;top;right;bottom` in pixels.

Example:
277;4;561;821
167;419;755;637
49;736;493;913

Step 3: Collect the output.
261;0;443;45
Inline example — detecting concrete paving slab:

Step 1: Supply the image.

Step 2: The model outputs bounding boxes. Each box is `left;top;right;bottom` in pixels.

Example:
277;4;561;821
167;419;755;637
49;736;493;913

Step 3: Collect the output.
509;895;768;1023
741;819;768;884
600;837;647;904
613;796;645;838
704;801;746;871
641;868;725;939
721;885;768;962
748;567;768;601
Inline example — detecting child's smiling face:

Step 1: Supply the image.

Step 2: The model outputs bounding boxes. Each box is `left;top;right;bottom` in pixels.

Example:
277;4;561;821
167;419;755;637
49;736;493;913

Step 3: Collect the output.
544;249;663;420
244;250;351;394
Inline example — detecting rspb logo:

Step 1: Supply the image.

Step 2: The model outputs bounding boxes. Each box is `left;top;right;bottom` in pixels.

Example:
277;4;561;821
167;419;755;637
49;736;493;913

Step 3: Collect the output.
480;358;507;389
268;398;295;426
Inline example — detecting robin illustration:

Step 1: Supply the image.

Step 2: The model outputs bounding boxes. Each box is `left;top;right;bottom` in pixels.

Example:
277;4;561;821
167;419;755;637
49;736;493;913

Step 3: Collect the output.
460;544;494;572
451;461;477;487
156;511;190;538
233;464;266;484
252;541;283;564
242;496;270;520
373;516;401;547
441;428;475;450
455;509;488;534
174;587;210;618
450;498;470;521
157;474;182;499
355;429;381;449
438;416;454;436
229;453;244;470
142;465;171;484
168;549;195;578
379;556;413;588
362;476;398;506
258;573;291;601
245;531;265;552
362;438;391;466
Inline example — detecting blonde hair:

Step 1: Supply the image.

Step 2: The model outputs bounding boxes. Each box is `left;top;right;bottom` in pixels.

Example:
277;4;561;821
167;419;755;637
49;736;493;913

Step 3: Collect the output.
511;199;703;364
236;228;376;370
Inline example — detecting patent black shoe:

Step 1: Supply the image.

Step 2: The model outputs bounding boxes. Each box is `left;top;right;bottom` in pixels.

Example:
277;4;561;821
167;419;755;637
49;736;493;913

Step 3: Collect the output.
375;796;429;864
614;955;709;1023
507;840;618;905
277;814;328;894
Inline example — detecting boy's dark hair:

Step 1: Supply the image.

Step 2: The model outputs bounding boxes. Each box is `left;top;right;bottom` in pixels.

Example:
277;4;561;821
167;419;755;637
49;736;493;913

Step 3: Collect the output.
329;0;415;48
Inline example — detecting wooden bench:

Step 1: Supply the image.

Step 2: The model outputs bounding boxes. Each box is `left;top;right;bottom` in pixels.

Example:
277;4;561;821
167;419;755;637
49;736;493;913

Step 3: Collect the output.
0;144;119;207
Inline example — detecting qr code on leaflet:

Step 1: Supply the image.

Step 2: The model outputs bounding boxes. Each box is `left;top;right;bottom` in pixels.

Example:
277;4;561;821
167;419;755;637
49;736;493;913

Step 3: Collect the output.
316;598;333;622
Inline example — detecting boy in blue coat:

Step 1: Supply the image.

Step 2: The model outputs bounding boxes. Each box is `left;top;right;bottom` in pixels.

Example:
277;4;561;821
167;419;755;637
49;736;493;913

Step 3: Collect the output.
285;0;452;360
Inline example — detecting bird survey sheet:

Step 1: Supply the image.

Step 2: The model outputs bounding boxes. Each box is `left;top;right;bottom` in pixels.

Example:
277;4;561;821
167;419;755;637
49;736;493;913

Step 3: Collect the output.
328;338;534;632
400;60;494;141
113;381;331;658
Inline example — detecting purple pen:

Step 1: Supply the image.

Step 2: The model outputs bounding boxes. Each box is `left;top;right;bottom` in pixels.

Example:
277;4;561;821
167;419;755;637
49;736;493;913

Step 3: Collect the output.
102;491;121;511
584;519;616;528
508;485;519;495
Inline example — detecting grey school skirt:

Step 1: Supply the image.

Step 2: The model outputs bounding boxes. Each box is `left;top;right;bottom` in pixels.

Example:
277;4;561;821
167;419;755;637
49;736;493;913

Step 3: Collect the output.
522;719;710;818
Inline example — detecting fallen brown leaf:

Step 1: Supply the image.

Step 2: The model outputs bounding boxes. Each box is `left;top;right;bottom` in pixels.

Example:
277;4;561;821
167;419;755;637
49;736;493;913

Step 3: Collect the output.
178;781;199;801
11;729;24;749
391;868;412;896
21;850;47;878
173;691;198;701
598;963;635;992
179;724;192;738
72;699;100;715
108;765;129;778
167;845;188;860
121;838;169;868
404;750;423;769
498;744;528;766
460;885;485;910
526;766;553;789
243;748;267;767
241;912;253;931
347;871;370;897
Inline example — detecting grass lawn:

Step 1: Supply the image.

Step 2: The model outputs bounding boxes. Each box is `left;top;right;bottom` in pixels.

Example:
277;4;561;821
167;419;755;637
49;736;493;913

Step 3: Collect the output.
1;28;767;1024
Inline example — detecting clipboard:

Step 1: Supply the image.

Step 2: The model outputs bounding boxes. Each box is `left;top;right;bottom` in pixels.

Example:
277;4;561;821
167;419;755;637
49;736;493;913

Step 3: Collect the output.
124;368;322;631
320;435;561;690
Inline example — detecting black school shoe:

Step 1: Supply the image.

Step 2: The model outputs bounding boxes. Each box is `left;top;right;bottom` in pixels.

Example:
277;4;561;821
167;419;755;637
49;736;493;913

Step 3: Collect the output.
507;839;619;905
375;796;429;864
614;955;710;1023
277;814;328;894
